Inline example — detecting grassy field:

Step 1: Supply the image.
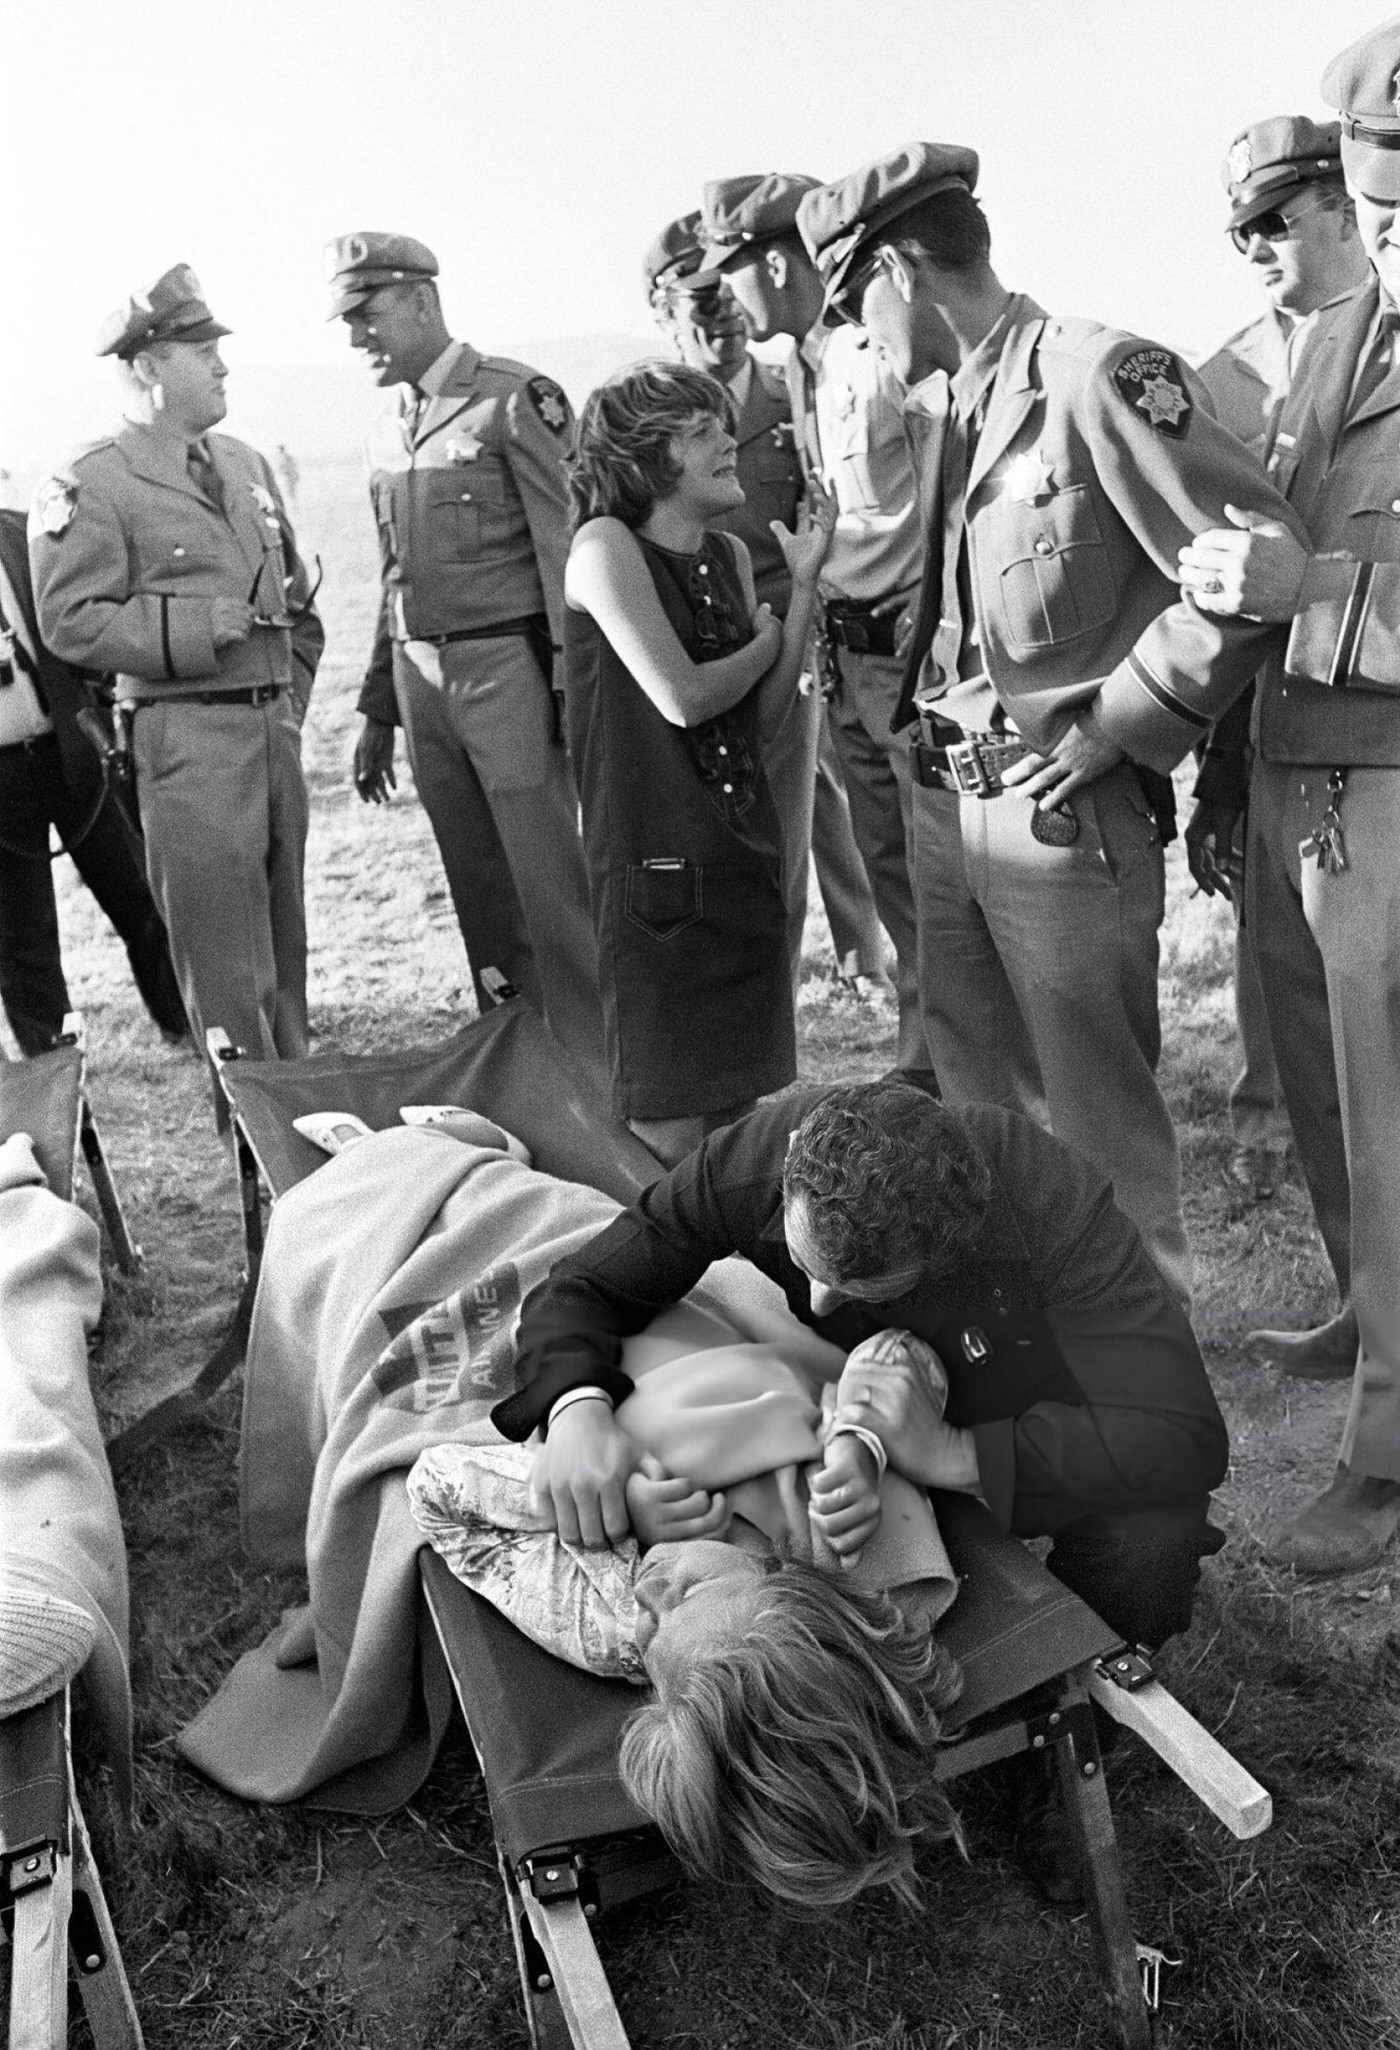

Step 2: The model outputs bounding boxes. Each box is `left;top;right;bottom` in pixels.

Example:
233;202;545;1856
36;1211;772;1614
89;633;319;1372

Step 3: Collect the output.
13;454;1400;2049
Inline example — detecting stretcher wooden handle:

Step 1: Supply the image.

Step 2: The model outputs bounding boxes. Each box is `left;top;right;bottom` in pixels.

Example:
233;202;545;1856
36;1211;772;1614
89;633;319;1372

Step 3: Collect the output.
1087;1666;1272;1840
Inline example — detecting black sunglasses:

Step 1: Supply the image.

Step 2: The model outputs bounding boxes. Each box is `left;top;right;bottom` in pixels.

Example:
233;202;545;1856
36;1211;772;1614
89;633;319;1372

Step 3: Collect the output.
828;247;887;327
1230;197;1323;254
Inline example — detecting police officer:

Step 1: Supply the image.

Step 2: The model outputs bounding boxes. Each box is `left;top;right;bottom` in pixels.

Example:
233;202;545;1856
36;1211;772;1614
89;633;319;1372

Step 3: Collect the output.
0;506;186;1054
1191;117;1366;1363
698;175;933;1080
1179;21;1400;1573
798;145;1305;1306
326;233;602;1065
644;211;889;999
29;266;321;1066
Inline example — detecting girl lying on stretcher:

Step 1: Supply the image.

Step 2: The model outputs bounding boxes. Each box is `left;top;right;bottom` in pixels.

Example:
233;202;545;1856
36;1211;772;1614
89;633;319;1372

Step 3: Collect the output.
407;1287;968;1916
292;1106;967;1911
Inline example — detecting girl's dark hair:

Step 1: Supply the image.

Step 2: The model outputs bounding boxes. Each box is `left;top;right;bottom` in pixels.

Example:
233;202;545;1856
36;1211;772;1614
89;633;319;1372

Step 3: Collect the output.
569;359;736;529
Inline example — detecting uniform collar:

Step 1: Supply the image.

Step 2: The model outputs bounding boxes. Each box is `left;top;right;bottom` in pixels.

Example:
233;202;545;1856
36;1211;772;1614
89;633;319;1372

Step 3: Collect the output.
414;338;468;400
950;291;1033;418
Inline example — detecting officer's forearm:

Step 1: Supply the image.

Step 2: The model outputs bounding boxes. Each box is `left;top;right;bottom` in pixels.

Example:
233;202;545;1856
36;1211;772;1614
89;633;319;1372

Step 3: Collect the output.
39;589;219;683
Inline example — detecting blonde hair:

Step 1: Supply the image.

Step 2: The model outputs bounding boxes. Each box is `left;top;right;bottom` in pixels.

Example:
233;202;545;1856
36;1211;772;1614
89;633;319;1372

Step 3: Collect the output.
619;1558;964;1913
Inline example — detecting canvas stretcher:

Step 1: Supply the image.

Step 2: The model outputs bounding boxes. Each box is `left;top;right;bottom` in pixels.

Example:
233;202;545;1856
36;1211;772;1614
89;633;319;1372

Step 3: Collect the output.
203;997;1270;2050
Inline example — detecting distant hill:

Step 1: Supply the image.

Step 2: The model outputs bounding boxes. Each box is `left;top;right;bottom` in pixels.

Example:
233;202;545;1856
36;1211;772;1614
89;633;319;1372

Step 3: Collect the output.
0;333;657;487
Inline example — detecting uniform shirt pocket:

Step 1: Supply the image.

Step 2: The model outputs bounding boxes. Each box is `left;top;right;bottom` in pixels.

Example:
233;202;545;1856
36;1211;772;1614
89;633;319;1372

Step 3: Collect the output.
1343;481;1400;562
992;485;1118;651
132;530;222;585
422;471;483;563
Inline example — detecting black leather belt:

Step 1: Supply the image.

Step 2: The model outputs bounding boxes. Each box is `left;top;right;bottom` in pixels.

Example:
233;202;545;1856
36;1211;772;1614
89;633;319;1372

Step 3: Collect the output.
126;684;282;709
824;597;900;658
913;720;1031;796
410;613;546;649
0;730;58;758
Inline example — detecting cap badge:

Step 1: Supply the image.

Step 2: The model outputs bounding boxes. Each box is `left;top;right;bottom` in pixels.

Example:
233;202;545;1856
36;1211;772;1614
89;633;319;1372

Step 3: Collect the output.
33;477;77;538
1112;347;1194;439
444;428;483;464
1002;449;1054;505
172;266;202;299
1227;138;1253;187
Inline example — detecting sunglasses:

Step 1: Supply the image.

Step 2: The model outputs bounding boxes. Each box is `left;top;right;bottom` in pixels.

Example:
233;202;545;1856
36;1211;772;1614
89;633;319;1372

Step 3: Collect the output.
1229;196;1324;254
828;247;887;328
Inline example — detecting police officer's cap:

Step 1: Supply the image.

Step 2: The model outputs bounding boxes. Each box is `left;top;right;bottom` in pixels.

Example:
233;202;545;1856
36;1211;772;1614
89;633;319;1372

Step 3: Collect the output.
796;143;981;307
324;232;439;319
1222;117;1342;229
95;265;231;360
643;213;724;299
1323;14;1400;201
699;173;823;271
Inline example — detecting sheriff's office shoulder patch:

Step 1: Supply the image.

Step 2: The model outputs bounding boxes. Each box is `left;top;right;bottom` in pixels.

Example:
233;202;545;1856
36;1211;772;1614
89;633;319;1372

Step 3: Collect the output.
1112;348;1193;438
32;475;78;538
525;376;570;435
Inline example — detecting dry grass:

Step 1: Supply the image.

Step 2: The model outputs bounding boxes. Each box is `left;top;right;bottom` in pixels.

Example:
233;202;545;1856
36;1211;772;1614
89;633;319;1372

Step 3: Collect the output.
12;456;1400;2049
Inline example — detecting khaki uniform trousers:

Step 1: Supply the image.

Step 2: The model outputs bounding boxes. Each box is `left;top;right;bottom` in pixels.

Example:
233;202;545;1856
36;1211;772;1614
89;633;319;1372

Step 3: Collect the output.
392;636;603;1076
131;694;309;1061
1229;902;1294;1156
765;688;886;988
910;761;1190;1306
1247;765;1397;1474
824;648;932;1075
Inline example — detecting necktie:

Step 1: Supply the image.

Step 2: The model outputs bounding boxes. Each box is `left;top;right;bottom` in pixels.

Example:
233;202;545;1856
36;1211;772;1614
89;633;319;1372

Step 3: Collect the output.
187;438;224;512
404;386;427;448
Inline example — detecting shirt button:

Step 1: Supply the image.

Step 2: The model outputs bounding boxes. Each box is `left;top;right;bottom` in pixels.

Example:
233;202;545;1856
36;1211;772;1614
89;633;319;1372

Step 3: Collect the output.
1034;538;1053;556
722;782;733;793
173;545;186;558
460;493;472;503
718;745;728;756
1391;499;1400;513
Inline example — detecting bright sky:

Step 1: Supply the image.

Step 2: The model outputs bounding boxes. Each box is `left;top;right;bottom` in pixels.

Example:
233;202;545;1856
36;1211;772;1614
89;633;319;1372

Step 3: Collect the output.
2;0;1386;430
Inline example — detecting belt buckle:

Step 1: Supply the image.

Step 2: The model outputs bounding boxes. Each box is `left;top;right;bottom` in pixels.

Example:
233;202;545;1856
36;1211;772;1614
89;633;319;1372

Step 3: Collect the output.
946;738;997;797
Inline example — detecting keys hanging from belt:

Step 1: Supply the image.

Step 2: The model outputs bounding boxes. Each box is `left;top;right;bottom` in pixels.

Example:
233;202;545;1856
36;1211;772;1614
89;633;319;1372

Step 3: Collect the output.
1300;768;1349;877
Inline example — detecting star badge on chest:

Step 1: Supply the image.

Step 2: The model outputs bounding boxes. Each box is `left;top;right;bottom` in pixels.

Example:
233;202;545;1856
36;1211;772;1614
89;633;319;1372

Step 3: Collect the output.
1001;449;1055;504
444;428;484;464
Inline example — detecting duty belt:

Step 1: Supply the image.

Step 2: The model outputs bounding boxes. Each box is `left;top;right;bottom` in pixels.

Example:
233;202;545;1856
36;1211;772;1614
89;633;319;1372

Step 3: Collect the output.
824;596;901;658
407;613;547;650
126;684;282;710
913;718;1031;797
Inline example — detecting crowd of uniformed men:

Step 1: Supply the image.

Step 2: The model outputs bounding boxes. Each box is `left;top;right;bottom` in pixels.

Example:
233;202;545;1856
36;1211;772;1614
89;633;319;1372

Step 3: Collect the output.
7;17;1400;1577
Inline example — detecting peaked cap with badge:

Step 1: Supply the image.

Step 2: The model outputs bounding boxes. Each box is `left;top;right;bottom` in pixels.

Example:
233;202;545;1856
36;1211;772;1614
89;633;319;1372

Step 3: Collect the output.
796;142;980;304
699;173;823;269
94;265;230;360
643;213;725;299
1323;13;1400;202
324;232;440;319
1221;116;1343;230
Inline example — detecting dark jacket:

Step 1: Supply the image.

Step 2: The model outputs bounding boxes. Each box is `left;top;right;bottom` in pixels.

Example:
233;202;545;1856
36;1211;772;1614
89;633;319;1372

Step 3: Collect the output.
494;1091;1227;1533
0;507;107;801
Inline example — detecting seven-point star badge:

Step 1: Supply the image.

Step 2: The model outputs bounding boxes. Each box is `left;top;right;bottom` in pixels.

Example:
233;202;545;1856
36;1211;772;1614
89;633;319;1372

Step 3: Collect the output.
445;428;483;464
1002;449;1054;504
1136;374;1190;429
1227;137;1253;186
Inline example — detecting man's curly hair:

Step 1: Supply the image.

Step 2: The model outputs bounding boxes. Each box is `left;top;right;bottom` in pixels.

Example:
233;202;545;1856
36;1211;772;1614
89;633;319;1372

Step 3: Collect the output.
782;1081;994;1283
619;1557;964;1914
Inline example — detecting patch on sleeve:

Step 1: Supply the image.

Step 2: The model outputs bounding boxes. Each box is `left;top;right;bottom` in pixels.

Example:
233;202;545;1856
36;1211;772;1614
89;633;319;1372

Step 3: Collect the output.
525;377;570;436
32;474;78;537
1111;349;1193;438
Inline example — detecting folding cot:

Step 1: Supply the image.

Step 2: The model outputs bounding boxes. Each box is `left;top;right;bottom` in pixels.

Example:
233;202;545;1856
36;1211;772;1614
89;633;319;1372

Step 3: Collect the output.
1;1030;143;2049
206;998;1271;2050
0;1014;141;1277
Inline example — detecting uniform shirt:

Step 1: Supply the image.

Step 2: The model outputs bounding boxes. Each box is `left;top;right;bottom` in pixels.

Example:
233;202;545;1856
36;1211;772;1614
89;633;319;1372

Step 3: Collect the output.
357;340;574;721
712;353;803;615
895;293;1305;770
28;422;322;710
494;1089;1228;1533
787;324;923;605
0;556;52;746
1253;278;1400;764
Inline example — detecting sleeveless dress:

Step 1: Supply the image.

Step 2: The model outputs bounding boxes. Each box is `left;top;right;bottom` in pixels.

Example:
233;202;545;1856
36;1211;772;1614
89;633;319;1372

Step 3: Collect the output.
564;528;794;1120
